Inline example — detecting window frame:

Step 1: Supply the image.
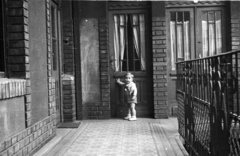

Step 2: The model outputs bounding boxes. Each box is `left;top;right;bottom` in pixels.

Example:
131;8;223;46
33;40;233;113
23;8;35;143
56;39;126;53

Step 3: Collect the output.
166;8;195;73
0;0;7;78
50;1;60;72
109;9;150;74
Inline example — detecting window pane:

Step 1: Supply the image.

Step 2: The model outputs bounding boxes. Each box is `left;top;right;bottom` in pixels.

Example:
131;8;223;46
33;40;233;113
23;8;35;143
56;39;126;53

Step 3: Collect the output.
51;3;58;71
215;11;222;54
0;0;5;72
170;11;190;70
202;10;222;57
113;13;146;72
51;6;56;38
202;11;208;57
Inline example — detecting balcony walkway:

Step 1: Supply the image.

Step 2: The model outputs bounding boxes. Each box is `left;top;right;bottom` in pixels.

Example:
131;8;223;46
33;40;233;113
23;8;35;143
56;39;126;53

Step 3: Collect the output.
34;117;188;156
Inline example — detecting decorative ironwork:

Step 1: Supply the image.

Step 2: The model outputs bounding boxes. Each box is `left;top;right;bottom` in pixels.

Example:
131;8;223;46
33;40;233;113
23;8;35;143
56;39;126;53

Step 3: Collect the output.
176;50;240;156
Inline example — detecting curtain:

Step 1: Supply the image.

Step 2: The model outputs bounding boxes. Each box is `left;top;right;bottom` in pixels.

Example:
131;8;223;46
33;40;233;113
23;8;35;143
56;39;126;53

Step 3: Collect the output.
114;16;120;71
202;21;208;58
170;21;176;70
202;19;222;57
177;22;183;59
209;23;215;56
139;15;146;70
113;15;125;71
133;14;146;70
120;15;126;70
184;21;190;60
216;20;222;54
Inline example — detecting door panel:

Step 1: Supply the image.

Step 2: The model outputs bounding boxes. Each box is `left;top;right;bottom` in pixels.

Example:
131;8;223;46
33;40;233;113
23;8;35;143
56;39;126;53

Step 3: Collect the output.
109;10;153;118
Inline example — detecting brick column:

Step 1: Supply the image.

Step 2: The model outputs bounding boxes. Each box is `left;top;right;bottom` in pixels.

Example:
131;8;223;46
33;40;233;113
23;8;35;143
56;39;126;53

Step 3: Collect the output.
99;19;111;119
152;17;168;119
7;0;32;127
62;75;76;121
63;19;75;75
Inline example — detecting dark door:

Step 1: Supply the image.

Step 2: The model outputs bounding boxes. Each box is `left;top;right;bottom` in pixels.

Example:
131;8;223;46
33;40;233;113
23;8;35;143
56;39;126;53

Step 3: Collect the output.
51;1;62;125
109;10;153;118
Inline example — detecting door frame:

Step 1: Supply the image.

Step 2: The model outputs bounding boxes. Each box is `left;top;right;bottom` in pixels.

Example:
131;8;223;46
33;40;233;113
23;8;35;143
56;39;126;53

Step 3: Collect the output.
108;9;153;118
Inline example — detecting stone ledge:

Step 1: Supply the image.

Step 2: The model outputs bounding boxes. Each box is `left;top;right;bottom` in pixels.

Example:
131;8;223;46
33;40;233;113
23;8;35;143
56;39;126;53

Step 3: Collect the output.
0;78;26;100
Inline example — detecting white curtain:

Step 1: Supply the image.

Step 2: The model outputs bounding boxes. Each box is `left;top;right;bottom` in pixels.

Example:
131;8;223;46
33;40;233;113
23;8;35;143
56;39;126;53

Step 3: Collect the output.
177;22;183;59
133;14;146;70
120;15;126;70
170;21;190;70
209;23;215;56
113;15;125;71
114;16;120;71
202;21;208;58
202;19;222;57
216;20;222;54
170;21;176;70
184;21;190;60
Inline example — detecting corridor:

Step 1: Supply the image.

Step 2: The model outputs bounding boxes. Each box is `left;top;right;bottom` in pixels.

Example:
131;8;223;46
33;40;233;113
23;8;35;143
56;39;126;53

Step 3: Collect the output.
34;118;188;156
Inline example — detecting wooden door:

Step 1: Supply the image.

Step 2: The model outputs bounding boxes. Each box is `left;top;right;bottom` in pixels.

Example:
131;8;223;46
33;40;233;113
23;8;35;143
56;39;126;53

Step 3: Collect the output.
166;8;195;116
51;1;62;125
109;10;153;118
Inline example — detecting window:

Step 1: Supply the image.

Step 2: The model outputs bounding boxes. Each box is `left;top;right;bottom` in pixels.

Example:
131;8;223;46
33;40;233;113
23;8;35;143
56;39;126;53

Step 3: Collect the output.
0;0;6;77
168;7;225;70
170;11;191;70
50;2;59;71
113;14;146;72
201;10;222;57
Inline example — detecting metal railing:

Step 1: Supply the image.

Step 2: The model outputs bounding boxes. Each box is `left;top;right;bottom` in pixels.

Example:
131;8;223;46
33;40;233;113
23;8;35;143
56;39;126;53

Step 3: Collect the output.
176;50;240;156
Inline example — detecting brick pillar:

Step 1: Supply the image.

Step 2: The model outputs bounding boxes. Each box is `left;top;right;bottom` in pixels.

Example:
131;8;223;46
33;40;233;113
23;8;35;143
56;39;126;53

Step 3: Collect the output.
152;17;168;119
7;0;32;126
62;75;76;121
63;19;75;75
99;19;111;119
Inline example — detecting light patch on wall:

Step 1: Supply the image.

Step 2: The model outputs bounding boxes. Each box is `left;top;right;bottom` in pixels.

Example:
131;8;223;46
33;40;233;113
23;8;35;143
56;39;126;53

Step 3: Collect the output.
80;18;101;105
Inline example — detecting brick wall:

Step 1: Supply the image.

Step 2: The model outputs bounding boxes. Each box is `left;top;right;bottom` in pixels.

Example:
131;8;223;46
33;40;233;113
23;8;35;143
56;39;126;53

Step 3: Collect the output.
152;17;168;119
0;0;57;155
0;116;56;156
63;20;75;75
6;0;32;127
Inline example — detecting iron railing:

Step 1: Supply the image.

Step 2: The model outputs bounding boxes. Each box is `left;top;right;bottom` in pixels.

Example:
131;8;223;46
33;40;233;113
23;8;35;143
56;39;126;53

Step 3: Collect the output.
176;50;240;156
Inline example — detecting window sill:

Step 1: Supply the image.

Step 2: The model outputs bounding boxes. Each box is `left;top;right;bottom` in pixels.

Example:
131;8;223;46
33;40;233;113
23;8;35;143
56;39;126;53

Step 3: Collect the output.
0;78;27;100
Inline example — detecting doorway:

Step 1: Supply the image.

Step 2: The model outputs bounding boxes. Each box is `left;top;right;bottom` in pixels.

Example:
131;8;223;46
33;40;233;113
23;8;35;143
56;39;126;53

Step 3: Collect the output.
109;9;153;118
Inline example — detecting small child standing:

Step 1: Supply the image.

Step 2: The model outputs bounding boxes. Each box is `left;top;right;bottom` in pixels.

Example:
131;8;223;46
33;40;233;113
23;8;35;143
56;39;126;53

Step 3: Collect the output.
116;72;137;121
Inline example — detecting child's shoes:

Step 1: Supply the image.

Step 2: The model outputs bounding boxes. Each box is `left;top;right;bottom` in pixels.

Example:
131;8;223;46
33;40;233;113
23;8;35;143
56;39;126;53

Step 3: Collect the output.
124;115;131;120
129;116;137;121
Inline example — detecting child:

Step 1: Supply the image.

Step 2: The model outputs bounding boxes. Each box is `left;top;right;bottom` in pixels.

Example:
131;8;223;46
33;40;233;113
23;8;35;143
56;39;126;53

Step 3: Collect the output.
116;72;137;121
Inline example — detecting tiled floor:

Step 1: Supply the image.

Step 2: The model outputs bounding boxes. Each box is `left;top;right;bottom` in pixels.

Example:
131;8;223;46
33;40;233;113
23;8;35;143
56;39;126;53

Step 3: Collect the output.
36;118;188;156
